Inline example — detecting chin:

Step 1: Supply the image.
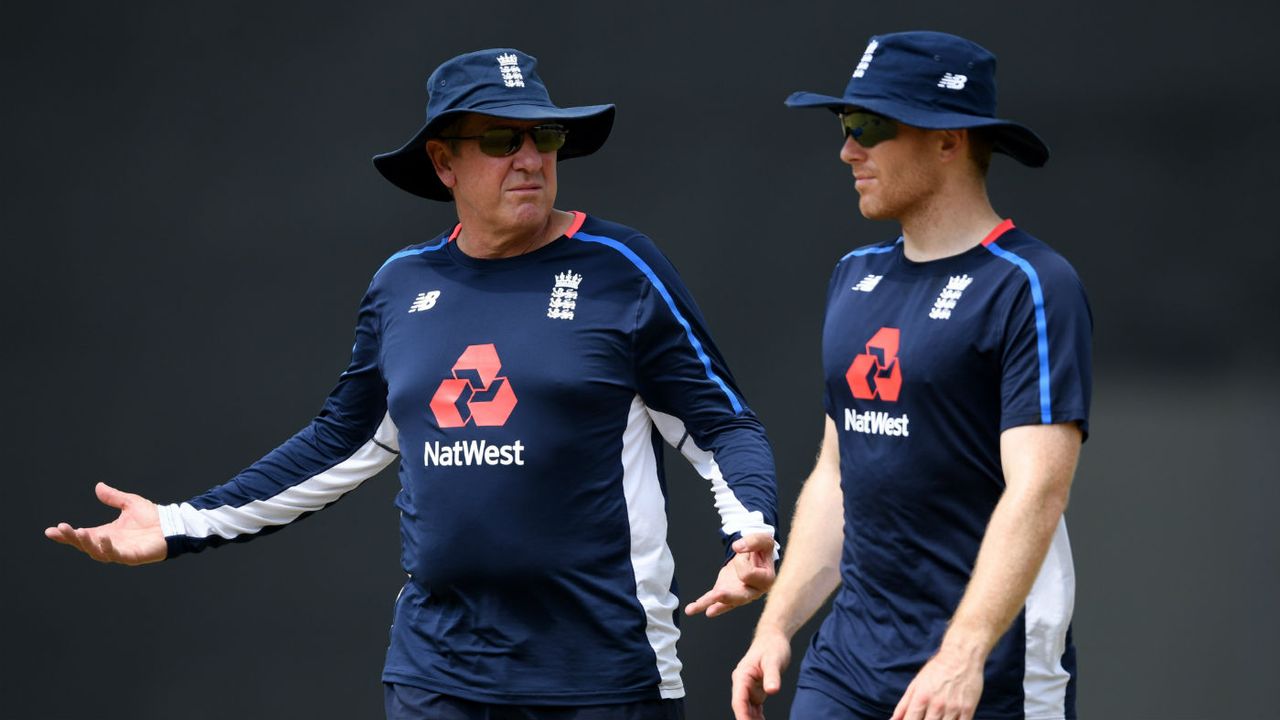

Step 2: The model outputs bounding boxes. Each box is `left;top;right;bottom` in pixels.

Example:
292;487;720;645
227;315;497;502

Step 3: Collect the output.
857;199;890;221
506;203;552;227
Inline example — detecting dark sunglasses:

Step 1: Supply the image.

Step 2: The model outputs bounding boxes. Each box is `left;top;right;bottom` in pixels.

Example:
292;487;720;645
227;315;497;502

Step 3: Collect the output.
437;124;569;157
838;111;898;148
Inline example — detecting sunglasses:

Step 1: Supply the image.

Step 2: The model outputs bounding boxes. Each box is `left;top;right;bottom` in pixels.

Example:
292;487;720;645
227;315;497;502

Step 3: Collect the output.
437;124;569;157
838;111;898;148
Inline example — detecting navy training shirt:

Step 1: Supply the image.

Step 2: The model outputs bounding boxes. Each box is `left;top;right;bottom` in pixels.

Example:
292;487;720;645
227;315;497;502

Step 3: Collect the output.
156;212;778;704
798;220;1092;720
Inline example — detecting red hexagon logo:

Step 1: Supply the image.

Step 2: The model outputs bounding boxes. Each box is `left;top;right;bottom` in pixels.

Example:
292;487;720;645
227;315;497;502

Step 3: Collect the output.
846;327;902;402
429;343;517;428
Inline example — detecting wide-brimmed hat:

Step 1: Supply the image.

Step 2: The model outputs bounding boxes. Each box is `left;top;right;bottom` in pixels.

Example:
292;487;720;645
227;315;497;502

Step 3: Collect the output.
373;48;616;201
785;31;1049;167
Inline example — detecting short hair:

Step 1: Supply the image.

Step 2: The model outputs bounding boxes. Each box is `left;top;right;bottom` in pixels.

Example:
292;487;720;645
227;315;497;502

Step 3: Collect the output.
968;127;995;178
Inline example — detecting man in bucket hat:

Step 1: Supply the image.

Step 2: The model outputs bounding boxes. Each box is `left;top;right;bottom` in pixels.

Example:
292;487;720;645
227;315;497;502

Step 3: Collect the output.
730;32;1092;720
46;48;779;720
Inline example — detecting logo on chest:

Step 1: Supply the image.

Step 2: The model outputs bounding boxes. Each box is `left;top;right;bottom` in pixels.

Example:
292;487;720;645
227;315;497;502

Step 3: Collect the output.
408;290;441;313
929;274;974;320
844;327;911;438
547;270;582;320
846;327;902;401
429;343;518;428
851;274;883;293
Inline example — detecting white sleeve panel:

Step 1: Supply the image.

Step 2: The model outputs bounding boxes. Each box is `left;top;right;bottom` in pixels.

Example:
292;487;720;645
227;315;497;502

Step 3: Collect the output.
157;413;400;541
645;407;778;558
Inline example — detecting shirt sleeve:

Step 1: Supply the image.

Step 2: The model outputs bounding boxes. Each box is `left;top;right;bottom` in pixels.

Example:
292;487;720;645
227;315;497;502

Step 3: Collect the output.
157;284;398;557
822;256;851;421
624;235;779;561
997;253;1094;439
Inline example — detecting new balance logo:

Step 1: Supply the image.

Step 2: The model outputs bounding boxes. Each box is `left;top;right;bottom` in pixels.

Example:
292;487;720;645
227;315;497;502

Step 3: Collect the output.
852;274;883;292
929;274;974;320
937;73;968;90
408;291;441;313
852;39;880;78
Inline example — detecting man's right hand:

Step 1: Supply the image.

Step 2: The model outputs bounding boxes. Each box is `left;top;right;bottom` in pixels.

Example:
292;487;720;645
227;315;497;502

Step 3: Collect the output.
731;627;792;720
45;482;167;565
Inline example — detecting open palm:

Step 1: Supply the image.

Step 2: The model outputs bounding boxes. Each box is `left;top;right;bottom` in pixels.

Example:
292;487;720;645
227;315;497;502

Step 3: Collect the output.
45;482;167;565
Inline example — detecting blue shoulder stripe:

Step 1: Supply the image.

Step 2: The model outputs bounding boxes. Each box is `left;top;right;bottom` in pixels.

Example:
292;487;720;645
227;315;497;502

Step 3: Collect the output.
984;241;1052;423
377;236;449;273
842;237;903;261
573;230;744;414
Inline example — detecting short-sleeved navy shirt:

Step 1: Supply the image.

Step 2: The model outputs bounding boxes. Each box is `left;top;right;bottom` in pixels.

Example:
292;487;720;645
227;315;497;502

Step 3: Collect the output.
800;220;1092;719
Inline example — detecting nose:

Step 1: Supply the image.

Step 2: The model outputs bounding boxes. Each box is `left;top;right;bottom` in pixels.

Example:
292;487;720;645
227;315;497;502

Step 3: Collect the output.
510;131;546;171
839;133;867;166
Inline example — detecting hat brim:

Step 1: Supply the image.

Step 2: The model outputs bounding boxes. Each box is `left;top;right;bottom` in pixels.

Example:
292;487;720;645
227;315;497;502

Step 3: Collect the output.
785;91;1049;168
373;103;616;201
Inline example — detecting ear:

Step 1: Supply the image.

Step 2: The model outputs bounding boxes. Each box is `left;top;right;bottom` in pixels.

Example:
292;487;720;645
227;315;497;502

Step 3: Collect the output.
937;128;966;164
426;139;457;191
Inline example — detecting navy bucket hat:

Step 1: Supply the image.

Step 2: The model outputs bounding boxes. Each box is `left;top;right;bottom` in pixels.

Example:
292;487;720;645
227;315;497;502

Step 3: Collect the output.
785;31;1049;167
374;48;616;201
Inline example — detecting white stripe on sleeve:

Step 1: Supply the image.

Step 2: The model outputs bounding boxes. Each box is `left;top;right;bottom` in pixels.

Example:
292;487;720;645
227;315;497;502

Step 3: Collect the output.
645;408;777;558
158;413;400;542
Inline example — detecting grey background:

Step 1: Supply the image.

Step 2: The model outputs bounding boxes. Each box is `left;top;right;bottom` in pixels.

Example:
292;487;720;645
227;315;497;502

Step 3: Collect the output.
5;1;1278;718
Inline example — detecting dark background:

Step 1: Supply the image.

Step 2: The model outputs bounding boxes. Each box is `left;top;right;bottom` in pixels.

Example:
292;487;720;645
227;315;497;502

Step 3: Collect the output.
5;1;1278;718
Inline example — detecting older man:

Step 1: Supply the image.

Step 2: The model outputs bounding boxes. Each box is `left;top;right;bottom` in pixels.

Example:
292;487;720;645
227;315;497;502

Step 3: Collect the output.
731;32;1092;720
47;48;778;720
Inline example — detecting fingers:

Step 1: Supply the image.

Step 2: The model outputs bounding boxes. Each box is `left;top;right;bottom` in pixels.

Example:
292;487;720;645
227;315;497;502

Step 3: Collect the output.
684;588;722;616
75;528;110;562
99;534;120;563
731;532;776;554
735;563;775;590
45;523;81;548
95;482;131;510
731;666;767;720
686;587;762;617
762;653;783;694
729;538;777;593
704;601;734;618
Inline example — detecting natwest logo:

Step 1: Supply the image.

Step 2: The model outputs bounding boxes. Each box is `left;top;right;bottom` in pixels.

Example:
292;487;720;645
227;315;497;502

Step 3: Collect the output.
846;327;903;401
430;343;517;428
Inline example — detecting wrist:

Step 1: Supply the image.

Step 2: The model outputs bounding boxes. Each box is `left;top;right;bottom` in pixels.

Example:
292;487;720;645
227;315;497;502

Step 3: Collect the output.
754;612;797;641
938;623;995;665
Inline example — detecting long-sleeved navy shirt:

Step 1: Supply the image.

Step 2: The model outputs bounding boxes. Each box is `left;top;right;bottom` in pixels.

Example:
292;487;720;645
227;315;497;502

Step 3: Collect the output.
157;212;778;704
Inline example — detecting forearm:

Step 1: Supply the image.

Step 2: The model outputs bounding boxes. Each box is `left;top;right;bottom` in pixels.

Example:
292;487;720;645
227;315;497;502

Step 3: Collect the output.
161;412;399;556
940;481;1068;658
940;423;1080;658
756;418;844;639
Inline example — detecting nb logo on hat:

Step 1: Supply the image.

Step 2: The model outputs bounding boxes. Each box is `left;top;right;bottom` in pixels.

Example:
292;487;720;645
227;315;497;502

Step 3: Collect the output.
852;39;879;79
937;73;968;90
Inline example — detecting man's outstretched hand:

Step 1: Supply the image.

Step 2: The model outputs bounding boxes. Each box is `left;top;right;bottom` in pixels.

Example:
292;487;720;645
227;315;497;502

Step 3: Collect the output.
45;482;167;565
684;532;776;618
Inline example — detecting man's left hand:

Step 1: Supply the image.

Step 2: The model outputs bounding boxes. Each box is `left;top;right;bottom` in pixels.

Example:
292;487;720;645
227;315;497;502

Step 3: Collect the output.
684;532;776;617
890;646;985;720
